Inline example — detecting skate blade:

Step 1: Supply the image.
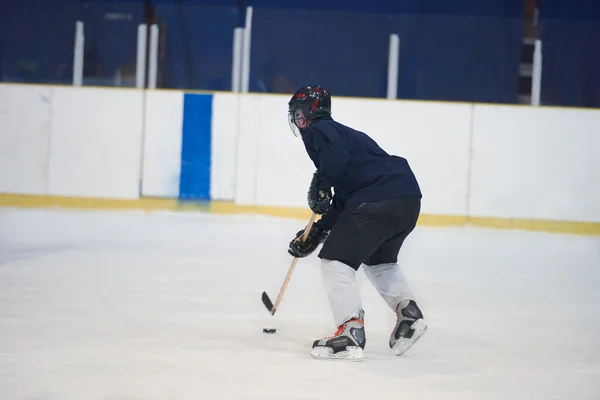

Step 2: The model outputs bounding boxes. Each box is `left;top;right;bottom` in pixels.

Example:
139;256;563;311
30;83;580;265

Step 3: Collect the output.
392;319;427;356
311;346;364;361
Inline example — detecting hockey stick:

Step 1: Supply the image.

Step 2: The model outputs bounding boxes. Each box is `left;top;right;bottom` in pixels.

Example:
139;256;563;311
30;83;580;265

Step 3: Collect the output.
262;212;317;316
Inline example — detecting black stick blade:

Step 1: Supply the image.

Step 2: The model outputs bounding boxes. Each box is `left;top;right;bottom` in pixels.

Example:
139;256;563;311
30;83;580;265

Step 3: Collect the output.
262;291;274;313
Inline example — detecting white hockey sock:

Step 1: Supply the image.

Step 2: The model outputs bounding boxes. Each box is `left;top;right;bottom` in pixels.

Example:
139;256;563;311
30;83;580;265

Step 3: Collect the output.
363;263;415;312
321;259;363;327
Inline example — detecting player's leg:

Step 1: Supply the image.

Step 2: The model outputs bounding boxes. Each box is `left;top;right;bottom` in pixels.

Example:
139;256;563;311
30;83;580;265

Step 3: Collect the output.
362;197;427;356
311;205;394;361
363;235;427;356
363;234;416;312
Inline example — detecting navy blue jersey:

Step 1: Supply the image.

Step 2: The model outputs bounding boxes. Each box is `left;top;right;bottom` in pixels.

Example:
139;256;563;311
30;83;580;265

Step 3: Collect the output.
301;117;421;228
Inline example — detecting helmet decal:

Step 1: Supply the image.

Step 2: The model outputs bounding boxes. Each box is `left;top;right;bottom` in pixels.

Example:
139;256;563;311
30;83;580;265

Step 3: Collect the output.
310;98;319;112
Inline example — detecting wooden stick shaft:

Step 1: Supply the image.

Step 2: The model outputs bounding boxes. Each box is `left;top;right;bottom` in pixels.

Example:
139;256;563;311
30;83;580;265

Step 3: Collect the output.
271;212;317;313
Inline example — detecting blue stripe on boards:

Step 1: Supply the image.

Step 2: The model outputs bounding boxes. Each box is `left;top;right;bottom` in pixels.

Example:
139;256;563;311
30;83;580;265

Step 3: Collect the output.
179;93;212;200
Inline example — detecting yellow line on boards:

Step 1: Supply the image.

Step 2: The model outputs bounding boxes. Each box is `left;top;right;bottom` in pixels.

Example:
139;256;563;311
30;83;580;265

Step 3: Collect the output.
466;216;600;236
0;194;598;236
0;194;209;212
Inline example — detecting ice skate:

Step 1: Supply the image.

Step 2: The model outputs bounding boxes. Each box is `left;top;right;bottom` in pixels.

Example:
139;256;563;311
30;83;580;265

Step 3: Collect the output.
311;310;366;361
390;300;427;356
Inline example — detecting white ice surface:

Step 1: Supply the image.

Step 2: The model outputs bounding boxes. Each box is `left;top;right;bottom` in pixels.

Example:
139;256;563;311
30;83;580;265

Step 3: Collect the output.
0;207;599;400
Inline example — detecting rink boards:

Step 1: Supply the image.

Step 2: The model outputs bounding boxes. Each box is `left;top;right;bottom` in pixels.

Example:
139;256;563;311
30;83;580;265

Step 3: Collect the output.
0;83;599;235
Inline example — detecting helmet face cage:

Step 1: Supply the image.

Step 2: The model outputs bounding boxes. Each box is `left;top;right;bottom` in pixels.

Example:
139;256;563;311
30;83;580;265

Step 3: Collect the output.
288;106;308;137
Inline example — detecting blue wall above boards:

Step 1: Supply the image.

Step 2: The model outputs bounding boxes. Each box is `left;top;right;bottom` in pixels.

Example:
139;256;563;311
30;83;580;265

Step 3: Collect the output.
539;0;600;108
151;4;238;90
3;0;600;108
0;0;145;85
244;0;524;16
248;1;524;103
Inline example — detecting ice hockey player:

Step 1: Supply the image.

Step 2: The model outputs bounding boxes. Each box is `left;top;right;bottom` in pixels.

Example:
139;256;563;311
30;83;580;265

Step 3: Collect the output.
287;85;427;361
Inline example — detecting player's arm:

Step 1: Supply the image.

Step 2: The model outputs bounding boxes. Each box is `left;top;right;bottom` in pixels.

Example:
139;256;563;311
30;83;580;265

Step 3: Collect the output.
311;124;351;188
304;124;350;215
288;124;349;258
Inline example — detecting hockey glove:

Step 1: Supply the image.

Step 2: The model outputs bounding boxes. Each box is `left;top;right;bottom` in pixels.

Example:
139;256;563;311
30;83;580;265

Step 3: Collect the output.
288;223;329;258
307;172;332;215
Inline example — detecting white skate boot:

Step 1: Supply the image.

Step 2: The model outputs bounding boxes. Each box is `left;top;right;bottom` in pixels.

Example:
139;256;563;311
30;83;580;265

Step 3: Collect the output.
390;300;427;356
311;310;366;361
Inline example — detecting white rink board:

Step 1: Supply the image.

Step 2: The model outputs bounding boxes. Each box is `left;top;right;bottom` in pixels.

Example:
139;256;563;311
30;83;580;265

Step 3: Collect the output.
469;105;600;222
254;94;315;208
141;91;239;201
1;84;600;224
0;85;53;194
232;94;473;216
47;87;144;199
233;94;262;205
211;92;239;201
141;90;184;198
330;98;473;216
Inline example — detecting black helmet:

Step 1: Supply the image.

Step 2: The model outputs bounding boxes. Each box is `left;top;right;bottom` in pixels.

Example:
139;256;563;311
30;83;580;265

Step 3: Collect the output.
287;85;331;137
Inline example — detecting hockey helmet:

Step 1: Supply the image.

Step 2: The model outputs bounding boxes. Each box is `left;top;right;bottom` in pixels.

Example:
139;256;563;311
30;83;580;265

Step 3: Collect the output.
287;85;331;137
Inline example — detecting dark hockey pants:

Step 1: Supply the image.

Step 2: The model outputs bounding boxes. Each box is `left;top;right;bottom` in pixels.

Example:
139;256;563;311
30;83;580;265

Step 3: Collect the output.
318;196;421;271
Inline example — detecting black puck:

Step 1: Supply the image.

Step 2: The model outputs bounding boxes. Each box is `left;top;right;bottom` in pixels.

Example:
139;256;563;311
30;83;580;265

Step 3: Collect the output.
263;328;276;334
